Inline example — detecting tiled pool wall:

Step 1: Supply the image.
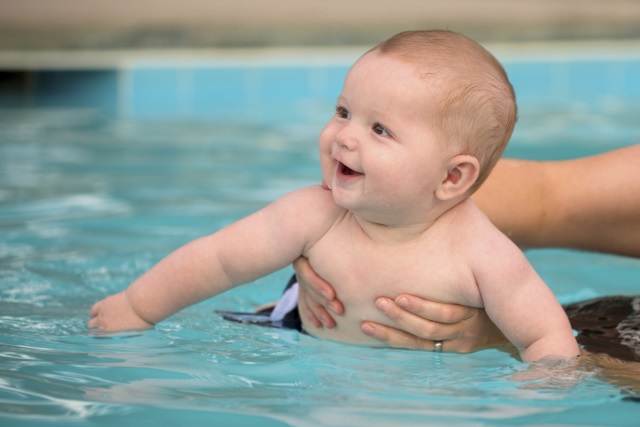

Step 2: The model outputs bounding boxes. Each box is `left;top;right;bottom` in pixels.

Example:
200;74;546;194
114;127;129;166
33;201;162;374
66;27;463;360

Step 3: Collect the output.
1;48;639;123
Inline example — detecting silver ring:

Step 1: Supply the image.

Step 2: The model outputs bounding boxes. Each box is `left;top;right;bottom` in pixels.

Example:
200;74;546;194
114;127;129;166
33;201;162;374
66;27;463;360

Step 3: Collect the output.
433;341;443;353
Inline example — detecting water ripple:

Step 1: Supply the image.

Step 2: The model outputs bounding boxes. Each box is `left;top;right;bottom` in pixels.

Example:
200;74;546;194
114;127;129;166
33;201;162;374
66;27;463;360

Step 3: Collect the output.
0;194;132;226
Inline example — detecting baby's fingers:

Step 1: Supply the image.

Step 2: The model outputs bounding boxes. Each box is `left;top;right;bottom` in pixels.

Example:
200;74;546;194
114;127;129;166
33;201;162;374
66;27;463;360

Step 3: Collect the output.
87;301;102;329
89;301;101;318
85;292;154;333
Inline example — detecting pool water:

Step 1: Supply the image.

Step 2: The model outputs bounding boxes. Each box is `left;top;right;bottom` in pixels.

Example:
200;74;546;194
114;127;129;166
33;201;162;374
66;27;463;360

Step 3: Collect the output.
2;46;640;426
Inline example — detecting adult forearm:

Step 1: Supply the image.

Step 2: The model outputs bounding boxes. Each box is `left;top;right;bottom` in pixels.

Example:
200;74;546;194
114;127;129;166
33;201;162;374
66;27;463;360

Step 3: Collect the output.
475;145;640;258
540;145;640;257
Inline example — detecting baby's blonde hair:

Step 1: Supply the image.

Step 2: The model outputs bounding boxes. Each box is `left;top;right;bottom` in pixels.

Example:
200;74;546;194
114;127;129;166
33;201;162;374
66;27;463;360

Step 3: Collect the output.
373;30;517;193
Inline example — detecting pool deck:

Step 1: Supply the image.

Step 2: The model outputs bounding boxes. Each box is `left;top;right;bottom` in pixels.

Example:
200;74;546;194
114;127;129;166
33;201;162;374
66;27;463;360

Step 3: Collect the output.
2;0;640;51
1;0;640;71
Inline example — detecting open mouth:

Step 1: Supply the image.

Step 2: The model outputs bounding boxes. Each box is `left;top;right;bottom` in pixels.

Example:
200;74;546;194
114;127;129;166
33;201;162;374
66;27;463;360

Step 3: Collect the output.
339;162;363;177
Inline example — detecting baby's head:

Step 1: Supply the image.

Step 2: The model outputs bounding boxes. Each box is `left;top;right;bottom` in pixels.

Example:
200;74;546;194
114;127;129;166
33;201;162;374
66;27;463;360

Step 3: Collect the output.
370;30;517;193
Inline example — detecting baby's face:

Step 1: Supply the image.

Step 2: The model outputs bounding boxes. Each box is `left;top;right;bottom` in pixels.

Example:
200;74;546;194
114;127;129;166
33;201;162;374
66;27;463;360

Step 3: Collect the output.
318;51;450;221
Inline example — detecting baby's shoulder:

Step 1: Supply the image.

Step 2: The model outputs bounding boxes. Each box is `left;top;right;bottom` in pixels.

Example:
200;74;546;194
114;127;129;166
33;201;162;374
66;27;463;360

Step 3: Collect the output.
440;199;510;247
283;185;342;213
449;199;524;261
276;185;345;230
277;186;348;252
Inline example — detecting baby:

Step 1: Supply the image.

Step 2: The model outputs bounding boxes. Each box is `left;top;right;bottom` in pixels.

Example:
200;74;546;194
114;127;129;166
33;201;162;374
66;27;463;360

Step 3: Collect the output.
88;30;579;362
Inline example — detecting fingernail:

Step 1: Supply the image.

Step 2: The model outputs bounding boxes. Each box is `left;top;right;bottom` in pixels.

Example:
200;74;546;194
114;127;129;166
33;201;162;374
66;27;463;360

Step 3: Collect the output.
361;323;375;336
328;302;339;314
396;296;409;308
375;298;389;311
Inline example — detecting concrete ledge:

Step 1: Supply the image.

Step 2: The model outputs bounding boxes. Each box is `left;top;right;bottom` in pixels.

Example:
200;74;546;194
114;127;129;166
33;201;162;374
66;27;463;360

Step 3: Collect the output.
2;0;640;50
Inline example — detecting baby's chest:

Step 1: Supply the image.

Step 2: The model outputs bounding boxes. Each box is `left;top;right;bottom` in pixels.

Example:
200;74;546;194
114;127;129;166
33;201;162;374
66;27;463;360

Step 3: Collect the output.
309;238;482;308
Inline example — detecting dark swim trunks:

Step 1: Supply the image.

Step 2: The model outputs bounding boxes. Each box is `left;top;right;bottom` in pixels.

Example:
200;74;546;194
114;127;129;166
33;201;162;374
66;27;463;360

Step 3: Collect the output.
218;276;640;363
216;275;303;331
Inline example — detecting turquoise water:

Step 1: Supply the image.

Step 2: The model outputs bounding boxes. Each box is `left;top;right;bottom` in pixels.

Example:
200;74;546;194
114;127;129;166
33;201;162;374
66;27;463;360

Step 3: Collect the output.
2;47;640;426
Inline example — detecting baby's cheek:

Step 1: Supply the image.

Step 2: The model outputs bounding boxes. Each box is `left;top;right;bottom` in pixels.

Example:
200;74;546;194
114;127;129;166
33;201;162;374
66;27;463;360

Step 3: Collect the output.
320;160;335;189
317;128;335;187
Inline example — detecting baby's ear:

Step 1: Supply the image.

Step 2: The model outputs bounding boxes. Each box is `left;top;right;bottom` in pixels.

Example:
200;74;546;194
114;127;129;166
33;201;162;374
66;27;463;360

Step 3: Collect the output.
435;154;480;201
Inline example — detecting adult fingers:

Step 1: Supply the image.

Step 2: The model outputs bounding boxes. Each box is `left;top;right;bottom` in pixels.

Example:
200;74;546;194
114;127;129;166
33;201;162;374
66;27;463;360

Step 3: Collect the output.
293;256;344;314
299;285;337;328
373;296;507;353
298;297;321;328
361;321;439;351
394;294;477;324
374;297;467;342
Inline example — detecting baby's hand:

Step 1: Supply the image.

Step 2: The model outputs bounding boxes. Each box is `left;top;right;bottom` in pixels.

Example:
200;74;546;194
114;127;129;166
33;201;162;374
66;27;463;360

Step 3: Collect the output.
87;291;154;332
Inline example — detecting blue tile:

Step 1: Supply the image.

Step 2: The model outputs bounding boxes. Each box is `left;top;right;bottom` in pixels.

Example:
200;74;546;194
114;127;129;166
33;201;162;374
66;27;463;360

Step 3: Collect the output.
506;62;560;107
1;55;637;122
260;67;312;101
317;66;349;101
605;59;640;100
189;67;248;120
565;60;611;107
505;58;640;113
128;68;181;118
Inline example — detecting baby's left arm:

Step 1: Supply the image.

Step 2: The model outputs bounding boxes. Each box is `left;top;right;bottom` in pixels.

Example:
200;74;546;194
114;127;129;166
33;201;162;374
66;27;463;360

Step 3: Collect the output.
472;231;580;362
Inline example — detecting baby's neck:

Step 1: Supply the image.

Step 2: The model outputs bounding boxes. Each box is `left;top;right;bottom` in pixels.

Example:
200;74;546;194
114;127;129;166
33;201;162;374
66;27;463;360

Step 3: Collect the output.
351;197;468;244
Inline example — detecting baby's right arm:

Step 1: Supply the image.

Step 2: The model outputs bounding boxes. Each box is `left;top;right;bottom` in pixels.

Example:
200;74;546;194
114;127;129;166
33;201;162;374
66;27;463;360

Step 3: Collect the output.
87;185;338;333
88;234;250;332
88;291;154;332
87;234;238;332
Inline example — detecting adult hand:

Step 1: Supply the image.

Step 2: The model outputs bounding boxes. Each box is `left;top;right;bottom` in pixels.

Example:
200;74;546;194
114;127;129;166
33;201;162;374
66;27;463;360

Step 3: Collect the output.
294;256;509;352
295;182;340;327
293;256;343;328
361;295;509;353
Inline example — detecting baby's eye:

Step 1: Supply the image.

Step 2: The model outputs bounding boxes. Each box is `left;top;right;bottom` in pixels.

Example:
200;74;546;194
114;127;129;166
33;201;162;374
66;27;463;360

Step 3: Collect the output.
373;123;390;136
336;106;350;119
